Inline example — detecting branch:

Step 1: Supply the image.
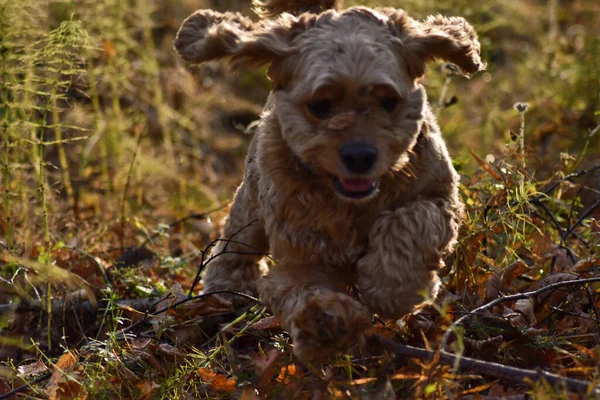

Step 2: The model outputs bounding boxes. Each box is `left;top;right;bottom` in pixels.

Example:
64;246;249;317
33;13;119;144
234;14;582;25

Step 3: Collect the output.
0;291;259;317
441;277;600;351
188;219;260;297
373;336;599;395
539;164;600;198
0;372;52;400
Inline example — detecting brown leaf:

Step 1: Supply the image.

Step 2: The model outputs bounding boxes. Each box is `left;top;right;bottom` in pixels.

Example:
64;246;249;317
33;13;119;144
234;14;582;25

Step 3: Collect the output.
485;260;530;301
276;364;300;385
251;316;280;330
469;150;501;180
136;380;159;400
503;305;528;328
542;245;574;271
252;347;283;391
525;272;578;307
196;367;237;393
47;352;83;400
512;298;536;325
17;359;48;377
54;380;87;400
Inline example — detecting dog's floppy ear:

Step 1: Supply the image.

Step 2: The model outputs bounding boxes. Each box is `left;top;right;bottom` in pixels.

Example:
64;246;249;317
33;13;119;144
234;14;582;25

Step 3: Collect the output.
386;10;485;78
174;10;294;66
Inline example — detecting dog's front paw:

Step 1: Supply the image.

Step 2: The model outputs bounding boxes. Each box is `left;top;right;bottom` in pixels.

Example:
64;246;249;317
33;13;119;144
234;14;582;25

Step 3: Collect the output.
288;291;371;364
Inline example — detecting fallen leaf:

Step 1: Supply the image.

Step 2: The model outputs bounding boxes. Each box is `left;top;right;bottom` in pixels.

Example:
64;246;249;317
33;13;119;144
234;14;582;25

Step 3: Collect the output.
513;298;536;325
252;347;283;391
276;364;300;385
47;352;84;400
486;260;530;301
136;380;159;400
251;316;280;330
196;367;237;393
18;359;48;377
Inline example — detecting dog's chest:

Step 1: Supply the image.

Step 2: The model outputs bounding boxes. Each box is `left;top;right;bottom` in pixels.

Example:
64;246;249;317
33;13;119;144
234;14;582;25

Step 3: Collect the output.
259;187;380;265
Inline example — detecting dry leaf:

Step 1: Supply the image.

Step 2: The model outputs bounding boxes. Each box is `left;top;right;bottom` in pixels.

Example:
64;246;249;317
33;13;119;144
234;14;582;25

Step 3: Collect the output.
525;272;578;306
276;364;299;385
251;316;280;330
196;367;237;393
252;347;283;391
47;352;84;400
469;150;501;180
136;380;159;400
513;298;536;325
18;359;48;377
485;261;530;301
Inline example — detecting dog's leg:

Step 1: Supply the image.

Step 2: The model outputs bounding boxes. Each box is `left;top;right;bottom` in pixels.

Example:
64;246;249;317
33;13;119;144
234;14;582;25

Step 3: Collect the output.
202;182;269;300
357;199;460;319
257;263;372;364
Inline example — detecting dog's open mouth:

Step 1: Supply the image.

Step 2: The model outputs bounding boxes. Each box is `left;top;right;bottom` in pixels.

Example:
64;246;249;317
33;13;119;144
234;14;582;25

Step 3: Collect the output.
333;177;377;199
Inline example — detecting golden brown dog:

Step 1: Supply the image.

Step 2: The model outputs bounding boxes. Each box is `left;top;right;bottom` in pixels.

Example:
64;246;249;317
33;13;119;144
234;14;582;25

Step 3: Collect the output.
174;0;483;363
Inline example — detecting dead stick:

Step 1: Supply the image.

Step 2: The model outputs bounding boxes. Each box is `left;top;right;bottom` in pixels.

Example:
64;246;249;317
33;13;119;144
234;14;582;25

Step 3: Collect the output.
0;372;52;400
374;336;598;395
441;277;600;351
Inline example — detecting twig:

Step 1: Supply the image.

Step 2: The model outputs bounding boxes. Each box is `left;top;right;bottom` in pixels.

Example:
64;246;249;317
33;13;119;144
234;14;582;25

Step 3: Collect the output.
539;164;600;198
561;198;600;243
373;336;598;395
0;372;52;400
136;204;227;250
0;290;259;317
441;277;600;351
188;219;259;297
551;198;600;271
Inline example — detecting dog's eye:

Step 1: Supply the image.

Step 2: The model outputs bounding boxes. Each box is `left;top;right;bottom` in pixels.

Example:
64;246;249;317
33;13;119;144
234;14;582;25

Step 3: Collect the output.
379;97;399;113
306;100;332;119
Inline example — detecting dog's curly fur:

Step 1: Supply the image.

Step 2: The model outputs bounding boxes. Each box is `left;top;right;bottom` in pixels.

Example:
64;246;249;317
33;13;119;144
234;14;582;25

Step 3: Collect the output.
174;0;484;363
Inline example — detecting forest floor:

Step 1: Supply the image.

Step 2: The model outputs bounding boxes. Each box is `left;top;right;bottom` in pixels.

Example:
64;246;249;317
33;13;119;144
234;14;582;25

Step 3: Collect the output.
1;0;599;398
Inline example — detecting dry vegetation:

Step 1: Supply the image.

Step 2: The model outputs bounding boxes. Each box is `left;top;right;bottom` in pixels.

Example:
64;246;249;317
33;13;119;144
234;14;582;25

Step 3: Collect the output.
1;0;599;398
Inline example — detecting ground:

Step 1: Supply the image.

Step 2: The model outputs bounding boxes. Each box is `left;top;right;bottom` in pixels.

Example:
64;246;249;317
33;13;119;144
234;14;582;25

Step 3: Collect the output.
0;0;599;398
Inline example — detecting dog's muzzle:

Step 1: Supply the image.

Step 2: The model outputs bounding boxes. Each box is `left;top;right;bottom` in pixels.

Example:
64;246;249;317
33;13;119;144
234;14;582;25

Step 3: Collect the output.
333;177;377;199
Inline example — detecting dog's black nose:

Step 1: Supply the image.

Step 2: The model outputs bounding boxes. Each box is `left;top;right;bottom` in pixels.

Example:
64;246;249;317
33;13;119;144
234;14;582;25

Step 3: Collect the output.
340;143;378;174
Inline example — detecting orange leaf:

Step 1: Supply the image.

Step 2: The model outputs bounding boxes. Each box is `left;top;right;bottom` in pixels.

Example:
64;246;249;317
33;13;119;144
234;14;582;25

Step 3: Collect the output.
251;316;280;330
47;352;80;400
196;367;237;393
469;149;501;180
101;39;116;58
276;364;299;385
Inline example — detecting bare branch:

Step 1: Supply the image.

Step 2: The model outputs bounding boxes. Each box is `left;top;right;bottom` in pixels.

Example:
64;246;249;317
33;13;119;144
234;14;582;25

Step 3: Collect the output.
373;335;599;395
441;277;600;351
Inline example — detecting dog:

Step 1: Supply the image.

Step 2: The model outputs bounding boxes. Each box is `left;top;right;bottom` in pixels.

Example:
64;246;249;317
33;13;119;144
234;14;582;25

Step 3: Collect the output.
174;0;483;363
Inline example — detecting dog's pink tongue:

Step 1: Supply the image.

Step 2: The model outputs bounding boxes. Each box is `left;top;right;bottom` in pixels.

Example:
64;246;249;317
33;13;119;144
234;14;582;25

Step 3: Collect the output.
341;178;373;192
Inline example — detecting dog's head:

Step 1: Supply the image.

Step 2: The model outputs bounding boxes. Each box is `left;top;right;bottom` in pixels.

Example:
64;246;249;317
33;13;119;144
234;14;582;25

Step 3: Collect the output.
175;7;484;202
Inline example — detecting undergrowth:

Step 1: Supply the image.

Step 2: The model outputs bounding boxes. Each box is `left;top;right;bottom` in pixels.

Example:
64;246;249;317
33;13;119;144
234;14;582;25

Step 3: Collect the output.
0;0;599;399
